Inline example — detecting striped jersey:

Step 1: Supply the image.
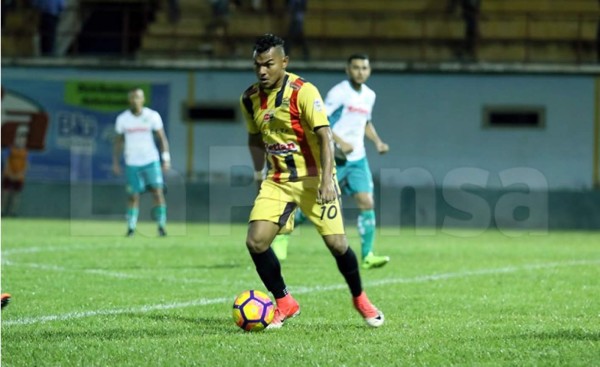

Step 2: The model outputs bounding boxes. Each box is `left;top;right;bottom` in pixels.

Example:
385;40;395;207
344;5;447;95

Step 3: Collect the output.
325;80;376;162
241;72;330;183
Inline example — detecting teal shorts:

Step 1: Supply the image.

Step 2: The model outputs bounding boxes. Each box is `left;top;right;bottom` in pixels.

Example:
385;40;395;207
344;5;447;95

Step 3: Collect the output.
125;161;164;194
335;157;373;195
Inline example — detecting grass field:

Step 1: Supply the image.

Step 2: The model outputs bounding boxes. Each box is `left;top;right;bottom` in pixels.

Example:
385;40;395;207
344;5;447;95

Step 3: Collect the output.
1;218;599;366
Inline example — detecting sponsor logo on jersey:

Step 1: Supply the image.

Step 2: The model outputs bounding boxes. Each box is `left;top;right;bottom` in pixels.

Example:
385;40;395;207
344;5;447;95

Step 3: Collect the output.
265;141;298;155
347;105;370;115
125;126;151;133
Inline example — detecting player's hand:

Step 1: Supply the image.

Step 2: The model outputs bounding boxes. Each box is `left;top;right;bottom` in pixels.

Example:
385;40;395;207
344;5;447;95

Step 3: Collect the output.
339;141;354;154
162;161;171;171
112;162;122;176
376;141;389;154
317;178;337;204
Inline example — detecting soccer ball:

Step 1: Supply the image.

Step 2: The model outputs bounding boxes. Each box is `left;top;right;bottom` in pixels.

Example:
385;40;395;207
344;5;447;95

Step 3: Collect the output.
232;290;275;331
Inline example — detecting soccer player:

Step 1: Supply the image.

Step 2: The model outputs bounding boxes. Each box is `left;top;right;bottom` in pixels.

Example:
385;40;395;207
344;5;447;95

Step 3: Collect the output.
241;34;384;329
1;128;29;217
273;54;391;270
1;293;11;309
113;87;171;237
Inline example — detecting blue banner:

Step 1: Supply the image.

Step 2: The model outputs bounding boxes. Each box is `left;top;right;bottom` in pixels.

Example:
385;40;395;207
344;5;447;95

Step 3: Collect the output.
1;79;170;183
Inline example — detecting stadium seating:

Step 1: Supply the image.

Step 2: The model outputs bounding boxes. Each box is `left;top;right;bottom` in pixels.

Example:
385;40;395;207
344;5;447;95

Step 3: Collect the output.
2;0;598;62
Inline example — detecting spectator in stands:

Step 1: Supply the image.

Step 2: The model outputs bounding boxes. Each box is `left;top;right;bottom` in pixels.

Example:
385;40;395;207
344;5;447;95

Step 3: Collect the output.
207;0;230;37
31;0;65;56
597;0;600;62
447;0;481;61
2;127;29;217
167;0;180;24
2;0;15;29
285;0;309;61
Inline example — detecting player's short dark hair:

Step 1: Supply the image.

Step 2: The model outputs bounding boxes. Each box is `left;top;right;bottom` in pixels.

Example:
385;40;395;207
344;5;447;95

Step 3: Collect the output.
347;53;369;64
253;33;285;54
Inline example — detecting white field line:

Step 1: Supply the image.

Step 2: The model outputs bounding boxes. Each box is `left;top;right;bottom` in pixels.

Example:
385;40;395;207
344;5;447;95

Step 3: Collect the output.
3;259;598;327
1;243;143;256
1;260;213;284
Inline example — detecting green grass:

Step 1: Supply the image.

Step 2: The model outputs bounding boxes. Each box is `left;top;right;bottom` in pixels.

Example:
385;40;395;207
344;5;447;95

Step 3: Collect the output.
1;218;599;366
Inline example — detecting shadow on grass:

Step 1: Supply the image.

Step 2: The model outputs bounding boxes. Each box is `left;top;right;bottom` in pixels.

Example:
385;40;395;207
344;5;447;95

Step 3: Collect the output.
521;329;600;341
2;314;366;341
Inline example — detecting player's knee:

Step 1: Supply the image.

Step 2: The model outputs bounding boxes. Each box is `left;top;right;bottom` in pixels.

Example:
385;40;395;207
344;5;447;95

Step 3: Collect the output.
355;193;374;210
323;234;348;256
246;236;269;253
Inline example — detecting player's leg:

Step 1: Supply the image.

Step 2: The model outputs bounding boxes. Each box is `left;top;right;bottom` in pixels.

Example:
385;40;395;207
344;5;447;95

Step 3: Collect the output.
1;189;12;217
150;188;167;236
145;162;167;236
247;180;300;328
1;178;14;216
125;165;144;236
347;159;389;269
321;233;384;327
126;194;140;236
8;180;25;217
271;233;289;261
298;178;383;327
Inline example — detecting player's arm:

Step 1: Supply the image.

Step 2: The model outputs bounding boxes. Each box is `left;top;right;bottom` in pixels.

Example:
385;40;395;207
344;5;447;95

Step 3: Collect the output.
332;132;353;154
324;86;353;154
113;134;124;175
248;132;266;189
365;121;389;154
315;126;337;204
154;128;171;170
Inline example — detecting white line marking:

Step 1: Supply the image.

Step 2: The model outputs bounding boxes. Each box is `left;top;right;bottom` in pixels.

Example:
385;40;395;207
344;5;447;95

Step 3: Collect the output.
3;259;599;326
1;260;213;284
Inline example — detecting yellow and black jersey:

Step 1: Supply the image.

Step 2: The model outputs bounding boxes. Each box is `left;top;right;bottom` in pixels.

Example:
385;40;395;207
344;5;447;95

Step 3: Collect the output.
241;72;331;183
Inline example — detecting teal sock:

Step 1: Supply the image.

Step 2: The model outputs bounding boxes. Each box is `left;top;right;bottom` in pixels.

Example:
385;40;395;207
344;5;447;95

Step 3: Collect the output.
358;210;376;259
153;205;167;228
294;209;307;226
127;208;139;230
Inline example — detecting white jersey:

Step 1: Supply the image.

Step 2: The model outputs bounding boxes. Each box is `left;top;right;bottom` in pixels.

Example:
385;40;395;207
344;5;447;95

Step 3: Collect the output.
115;107;164;166
324;80;376;162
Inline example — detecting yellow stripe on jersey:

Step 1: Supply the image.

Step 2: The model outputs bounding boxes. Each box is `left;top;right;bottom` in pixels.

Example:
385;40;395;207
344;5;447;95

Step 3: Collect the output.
240;72;330;183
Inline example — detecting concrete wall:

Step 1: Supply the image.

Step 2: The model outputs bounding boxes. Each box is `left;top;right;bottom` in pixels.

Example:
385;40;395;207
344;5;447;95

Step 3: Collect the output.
3;67;597;189
15;180;600;230
2;66;599;228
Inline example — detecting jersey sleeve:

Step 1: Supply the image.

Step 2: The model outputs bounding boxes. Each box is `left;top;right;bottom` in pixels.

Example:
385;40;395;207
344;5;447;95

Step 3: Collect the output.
298;83;329;130
151;111;164;131
324;84;345;118
240;92;260;134
115;114;124;134
367;90;376;122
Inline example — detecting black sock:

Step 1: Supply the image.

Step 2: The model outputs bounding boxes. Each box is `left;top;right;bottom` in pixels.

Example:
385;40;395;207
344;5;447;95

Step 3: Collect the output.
335;247;362;297
250;247;288;299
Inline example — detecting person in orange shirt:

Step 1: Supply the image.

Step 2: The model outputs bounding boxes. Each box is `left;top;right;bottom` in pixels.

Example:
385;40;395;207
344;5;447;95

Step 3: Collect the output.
2;131;28;217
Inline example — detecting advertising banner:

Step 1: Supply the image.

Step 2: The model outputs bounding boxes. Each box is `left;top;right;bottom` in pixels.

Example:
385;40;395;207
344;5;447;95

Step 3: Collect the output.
1;78;169;182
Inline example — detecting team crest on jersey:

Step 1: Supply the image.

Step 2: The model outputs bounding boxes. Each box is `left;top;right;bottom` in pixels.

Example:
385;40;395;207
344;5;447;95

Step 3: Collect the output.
313;99;323;112
263;110;275;122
